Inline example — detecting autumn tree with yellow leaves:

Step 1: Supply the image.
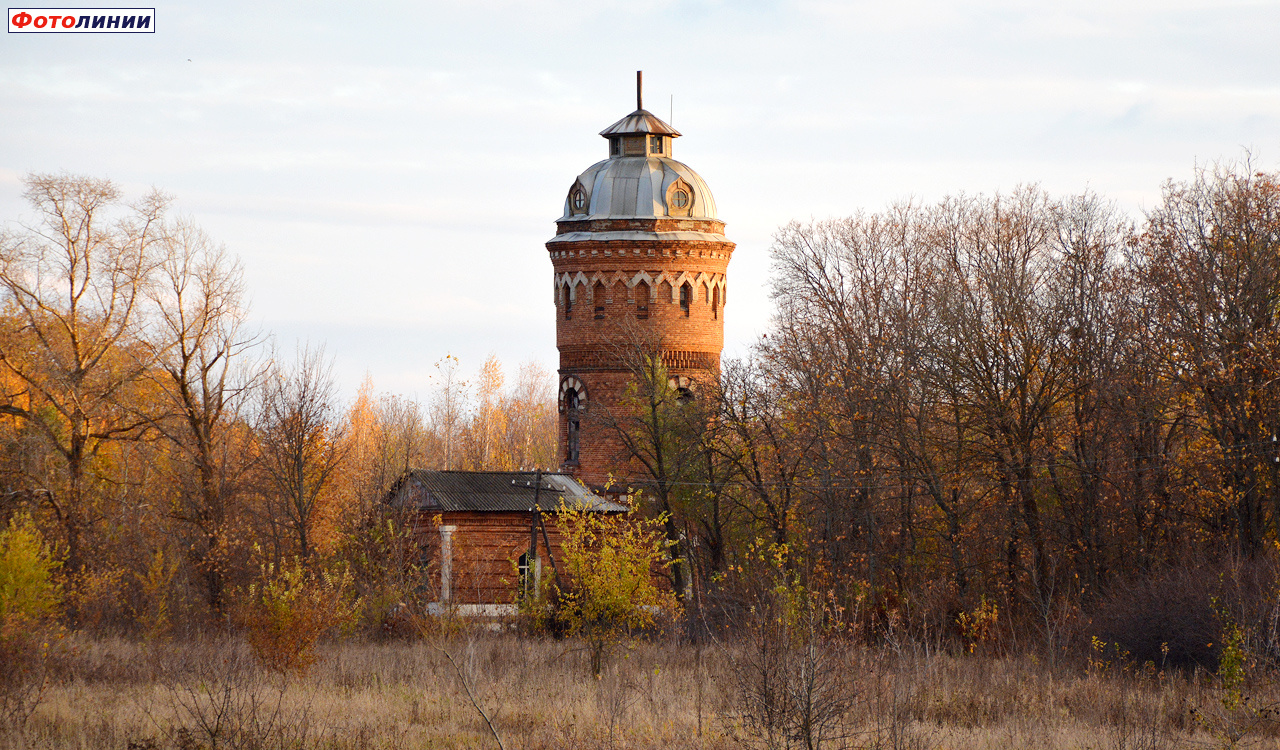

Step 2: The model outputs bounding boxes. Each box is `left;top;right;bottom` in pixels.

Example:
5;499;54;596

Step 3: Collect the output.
553;499;680;677
0;174;168;578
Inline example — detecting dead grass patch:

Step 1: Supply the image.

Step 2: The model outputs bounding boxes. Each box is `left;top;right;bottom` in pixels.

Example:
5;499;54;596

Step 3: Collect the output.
0;633;1277;749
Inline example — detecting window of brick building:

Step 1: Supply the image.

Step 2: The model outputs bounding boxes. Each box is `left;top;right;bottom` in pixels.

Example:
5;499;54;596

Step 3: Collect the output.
518;552;532;597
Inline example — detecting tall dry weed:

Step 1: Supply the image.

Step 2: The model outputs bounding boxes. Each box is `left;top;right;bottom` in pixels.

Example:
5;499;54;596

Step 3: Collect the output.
149;644;320;750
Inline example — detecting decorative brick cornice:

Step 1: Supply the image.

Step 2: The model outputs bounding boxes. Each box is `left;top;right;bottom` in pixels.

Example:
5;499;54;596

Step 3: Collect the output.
554;269;726;303
559;345;719;374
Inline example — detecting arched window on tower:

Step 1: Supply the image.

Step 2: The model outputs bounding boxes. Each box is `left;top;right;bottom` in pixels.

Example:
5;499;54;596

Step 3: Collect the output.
635;281;650;320
669;375;696;404
680;282;692;317
566;387;581;464
712;286;720;320
593;281;607;320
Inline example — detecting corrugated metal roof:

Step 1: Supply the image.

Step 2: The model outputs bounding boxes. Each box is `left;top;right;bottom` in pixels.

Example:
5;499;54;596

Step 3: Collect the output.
387;470;627;514
599;109;682;137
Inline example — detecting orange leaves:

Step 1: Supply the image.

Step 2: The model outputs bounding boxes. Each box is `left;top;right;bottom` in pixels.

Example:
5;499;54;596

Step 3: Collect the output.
236;558;357;677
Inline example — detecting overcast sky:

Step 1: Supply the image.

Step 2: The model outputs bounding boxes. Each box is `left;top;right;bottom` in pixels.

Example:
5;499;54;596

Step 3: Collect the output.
3;0;1278;399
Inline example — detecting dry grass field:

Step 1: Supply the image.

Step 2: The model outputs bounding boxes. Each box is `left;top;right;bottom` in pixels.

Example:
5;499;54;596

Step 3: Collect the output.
3;631;1280;750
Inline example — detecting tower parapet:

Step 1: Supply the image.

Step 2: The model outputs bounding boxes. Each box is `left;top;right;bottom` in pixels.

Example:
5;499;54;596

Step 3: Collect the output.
548;73;735;486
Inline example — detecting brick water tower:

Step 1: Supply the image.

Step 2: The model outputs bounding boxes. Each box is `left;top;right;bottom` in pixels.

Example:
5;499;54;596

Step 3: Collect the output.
548;73;735;487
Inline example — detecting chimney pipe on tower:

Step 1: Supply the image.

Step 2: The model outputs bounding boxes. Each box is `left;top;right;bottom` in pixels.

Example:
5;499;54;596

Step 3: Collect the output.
636;70;643;111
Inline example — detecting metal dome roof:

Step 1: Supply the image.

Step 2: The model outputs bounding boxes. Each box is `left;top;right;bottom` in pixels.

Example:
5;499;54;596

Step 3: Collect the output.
560;155;718;221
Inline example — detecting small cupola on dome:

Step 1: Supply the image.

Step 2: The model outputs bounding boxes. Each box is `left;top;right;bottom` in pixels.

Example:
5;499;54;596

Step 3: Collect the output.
557;71;720;222
601;71;681;159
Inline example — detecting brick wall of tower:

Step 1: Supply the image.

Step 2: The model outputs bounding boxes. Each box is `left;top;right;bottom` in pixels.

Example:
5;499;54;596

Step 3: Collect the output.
560;370;639;488
547;223;735;488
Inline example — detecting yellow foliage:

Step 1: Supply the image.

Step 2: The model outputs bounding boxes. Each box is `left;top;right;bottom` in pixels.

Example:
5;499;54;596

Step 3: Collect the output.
0;514;63;730
0;514;61;628
237;558;359;676
132;548;179;641
957;596;999;655
553;499;681;676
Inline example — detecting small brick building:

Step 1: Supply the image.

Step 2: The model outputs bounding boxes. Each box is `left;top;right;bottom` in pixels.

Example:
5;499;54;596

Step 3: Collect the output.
387;470;625;615
549;72;736;488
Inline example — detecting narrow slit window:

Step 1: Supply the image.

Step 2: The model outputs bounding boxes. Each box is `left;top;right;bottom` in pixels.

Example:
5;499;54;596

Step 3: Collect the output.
636;281;650;320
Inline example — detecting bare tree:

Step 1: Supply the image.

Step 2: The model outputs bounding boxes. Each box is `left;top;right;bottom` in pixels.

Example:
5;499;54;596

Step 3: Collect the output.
429;355;467;470
148;218;262;614
716;358;814;557
256;344;346;562
768;209;936;594
1043;193;1132;592
730;552;858;750
1137;161;1280;556
924;187;1071;603
501;360;556;470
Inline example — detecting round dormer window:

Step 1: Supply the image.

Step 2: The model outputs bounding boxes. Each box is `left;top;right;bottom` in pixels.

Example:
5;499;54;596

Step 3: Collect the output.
569;183;589;215
666;179;695;217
